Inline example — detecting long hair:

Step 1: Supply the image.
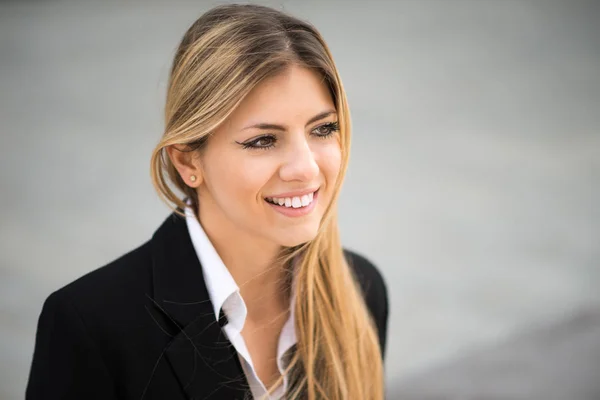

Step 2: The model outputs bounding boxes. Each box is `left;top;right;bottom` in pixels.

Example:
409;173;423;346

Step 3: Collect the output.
150;5;384;399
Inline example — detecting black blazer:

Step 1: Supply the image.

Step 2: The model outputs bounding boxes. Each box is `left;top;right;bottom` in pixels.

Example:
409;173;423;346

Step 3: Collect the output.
26;212;389;400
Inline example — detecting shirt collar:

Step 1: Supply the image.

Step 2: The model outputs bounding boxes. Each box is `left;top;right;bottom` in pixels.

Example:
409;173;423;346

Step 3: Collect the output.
185;205;246;331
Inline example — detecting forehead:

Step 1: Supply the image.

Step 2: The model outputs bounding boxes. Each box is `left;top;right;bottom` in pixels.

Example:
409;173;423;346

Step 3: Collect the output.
227;65;335;128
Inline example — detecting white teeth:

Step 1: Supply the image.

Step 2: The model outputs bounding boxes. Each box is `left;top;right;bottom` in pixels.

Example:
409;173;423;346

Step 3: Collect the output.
267;191;317;208
292;197;302;208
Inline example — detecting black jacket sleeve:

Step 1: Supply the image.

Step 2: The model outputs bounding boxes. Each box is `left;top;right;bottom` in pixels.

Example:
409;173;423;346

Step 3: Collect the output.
26;290;118;399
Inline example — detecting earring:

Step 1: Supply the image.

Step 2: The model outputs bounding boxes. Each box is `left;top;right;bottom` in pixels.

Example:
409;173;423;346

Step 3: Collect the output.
190;175;197;183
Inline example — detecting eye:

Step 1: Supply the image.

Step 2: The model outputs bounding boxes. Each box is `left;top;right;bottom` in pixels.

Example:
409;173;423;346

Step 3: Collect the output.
312;121;340;138
240;135;277;150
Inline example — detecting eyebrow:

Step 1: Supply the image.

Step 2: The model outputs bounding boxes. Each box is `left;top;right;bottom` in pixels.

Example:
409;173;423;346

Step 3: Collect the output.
242;110;337;131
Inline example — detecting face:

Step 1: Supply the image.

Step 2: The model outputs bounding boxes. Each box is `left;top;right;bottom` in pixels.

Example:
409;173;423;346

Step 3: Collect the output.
192;65;342;247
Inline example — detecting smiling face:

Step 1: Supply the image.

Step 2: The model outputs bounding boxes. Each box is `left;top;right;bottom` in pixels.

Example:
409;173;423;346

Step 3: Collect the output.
188;65;342;247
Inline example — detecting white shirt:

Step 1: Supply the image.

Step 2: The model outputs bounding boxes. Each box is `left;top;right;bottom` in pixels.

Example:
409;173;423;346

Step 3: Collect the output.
185;206;297;399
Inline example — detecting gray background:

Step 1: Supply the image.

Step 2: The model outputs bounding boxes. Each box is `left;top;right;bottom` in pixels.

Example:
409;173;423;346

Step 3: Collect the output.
1;1;598;399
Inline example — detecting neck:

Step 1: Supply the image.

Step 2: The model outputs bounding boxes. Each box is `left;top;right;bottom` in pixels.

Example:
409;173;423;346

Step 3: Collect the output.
197;205;290;322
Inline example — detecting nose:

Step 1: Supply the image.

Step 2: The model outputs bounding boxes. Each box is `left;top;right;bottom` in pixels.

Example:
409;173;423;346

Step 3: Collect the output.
279;137;319;182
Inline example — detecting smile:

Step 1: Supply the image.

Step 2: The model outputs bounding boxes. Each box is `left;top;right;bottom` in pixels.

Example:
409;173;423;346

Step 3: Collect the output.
264;189;319;217
265;191;315;208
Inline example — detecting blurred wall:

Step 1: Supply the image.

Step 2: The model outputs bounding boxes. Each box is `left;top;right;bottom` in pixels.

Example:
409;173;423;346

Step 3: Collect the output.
0;1;598;399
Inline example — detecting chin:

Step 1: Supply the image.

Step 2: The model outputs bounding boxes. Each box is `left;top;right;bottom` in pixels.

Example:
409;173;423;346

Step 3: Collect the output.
274;224;320;247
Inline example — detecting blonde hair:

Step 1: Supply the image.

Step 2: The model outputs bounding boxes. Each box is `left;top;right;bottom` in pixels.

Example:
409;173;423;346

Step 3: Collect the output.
150;5;384;399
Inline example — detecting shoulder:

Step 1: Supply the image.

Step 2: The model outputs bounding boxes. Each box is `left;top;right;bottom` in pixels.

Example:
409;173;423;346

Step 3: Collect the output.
343;249;390;359
343;249;387;296
42;241;154;328
63;241;152;298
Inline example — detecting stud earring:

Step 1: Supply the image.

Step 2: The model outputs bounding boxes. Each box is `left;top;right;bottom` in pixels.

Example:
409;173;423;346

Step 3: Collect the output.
190;175;197;183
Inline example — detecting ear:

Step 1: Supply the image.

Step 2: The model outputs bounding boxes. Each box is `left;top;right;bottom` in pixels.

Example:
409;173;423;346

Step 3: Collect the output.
166;144;204;187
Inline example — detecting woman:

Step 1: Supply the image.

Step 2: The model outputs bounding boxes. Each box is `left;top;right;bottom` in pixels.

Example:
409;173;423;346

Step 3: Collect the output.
26;4;389;400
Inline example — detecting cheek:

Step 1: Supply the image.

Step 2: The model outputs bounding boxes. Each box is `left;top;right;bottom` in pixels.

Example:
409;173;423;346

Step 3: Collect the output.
317;142;342;183
207;151;275;202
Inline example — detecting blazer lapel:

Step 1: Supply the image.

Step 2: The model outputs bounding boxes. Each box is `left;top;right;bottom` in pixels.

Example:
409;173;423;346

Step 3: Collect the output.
150;212;250;399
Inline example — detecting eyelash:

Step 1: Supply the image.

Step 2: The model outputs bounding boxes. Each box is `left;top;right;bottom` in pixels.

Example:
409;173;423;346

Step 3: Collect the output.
240;121;340;150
